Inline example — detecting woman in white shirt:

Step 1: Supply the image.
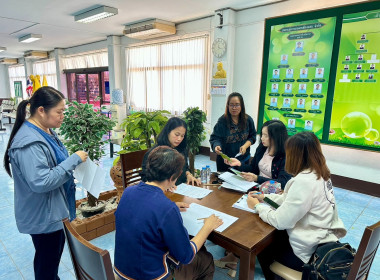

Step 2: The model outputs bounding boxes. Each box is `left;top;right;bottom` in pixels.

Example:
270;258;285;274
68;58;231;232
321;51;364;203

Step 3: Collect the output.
247;132;346;279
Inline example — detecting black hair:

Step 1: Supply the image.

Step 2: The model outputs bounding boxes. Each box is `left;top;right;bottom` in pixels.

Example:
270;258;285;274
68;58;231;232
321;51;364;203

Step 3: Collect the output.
260;120;288;156
145;146;185;182
224;92;247;131
157;117;187;153
4;86;65;177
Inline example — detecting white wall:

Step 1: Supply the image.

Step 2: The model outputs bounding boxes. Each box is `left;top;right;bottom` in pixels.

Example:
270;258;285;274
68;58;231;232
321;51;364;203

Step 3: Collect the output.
232;0;379;184
0;65;11;98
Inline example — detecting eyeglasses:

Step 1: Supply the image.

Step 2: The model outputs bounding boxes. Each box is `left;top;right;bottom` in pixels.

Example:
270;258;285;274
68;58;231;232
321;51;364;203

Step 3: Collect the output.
229;104;241;108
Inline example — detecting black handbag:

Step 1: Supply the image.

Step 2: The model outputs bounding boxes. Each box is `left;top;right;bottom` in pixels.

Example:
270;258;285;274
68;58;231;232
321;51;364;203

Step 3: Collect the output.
302;241;356;280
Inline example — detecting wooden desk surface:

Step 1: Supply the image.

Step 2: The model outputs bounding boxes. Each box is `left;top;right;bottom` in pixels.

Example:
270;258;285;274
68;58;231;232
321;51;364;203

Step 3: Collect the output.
166;185;276;279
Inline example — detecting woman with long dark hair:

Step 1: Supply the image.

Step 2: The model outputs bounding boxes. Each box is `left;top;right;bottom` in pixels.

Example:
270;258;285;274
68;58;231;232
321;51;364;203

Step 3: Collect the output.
141;117;200;186
247;132;346;279
3;87;87;280
226;120;291;188
210;92;257;172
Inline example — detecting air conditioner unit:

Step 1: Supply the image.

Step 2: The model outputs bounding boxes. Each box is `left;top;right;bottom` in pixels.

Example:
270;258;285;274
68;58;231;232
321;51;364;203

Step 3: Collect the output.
123;19;176;40
0;58;18;65
24;50;48;59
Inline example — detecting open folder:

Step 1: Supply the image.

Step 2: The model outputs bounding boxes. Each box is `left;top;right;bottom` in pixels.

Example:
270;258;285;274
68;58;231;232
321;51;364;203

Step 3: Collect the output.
219;172;258;193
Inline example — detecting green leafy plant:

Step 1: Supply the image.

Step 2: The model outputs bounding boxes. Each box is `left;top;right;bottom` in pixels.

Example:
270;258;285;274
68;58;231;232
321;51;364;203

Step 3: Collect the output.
183;107;207;174
60;101;116;207
113;110;170;165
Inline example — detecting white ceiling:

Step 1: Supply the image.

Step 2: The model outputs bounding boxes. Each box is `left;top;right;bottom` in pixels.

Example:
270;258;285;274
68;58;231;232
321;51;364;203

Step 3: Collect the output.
0;0;281;59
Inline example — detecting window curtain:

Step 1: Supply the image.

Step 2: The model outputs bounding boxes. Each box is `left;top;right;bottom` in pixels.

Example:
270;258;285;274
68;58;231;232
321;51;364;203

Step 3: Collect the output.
33;59;57;89
8;65;26;98
126;36;208;115
62;50;108;69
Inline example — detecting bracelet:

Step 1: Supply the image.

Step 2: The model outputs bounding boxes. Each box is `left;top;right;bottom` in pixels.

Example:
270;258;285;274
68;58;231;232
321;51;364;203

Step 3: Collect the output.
254;203;261;211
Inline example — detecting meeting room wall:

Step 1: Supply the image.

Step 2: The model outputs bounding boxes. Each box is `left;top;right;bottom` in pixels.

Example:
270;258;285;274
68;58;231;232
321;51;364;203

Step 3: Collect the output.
232;0;379;185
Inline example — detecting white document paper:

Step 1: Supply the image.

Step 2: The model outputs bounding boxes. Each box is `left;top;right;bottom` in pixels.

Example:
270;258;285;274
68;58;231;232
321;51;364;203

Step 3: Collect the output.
233;194;271;214
181;203;238;236
219;172;258;192
175;183;213;199
73;158;106;199
233;194;257;213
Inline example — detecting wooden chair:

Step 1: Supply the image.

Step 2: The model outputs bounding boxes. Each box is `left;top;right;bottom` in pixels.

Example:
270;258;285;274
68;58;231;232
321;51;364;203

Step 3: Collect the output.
63;218;115;280
269;220;380;280
120;149;148;189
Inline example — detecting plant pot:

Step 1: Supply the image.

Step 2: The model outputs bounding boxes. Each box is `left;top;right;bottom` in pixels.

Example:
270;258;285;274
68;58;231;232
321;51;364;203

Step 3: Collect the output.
110;161;123;187
78;200;106;218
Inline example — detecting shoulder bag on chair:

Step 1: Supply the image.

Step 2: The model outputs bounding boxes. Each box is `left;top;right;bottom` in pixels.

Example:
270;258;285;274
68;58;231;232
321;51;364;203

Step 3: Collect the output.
302;241;356;280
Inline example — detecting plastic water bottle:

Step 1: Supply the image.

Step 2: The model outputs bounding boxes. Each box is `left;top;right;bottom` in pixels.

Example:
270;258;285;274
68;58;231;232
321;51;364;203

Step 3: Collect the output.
206;165;211;183
268;180;276;194
201;167;207;184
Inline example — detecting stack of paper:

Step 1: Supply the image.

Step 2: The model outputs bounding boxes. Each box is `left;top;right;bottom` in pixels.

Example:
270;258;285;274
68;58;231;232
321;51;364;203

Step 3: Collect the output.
175;183;213;199
181;203;238;236
219;172;258;193
73;158;107;199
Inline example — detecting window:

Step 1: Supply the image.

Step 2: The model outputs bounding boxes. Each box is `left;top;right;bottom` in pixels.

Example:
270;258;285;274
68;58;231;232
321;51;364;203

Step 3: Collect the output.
8;65;26;98
33;59;57;89
126;36;209;114
62;50;108;69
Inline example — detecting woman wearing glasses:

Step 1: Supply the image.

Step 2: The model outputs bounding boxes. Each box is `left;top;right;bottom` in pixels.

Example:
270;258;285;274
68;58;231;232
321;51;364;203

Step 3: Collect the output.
210;92;256;172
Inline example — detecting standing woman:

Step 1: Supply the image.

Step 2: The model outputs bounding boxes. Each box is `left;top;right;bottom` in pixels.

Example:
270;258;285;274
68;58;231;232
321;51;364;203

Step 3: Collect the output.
141;117;200;186
226;120;291;189
247;132;346;279
210;92;256;172
3;87;88;280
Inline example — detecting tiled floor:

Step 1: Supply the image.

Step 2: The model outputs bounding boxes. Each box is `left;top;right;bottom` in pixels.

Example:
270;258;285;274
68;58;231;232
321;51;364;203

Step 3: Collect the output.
0;124;379;280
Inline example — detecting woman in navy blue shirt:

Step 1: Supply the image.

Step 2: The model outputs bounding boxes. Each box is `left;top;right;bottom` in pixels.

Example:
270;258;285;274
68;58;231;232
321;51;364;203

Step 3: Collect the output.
114;146;223;280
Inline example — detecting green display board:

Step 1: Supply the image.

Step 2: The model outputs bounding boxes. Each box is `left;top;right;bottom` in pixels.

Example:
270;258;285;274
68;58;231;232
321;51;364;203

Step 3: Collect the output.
258;1;380;152
329;9;380;149
263;17;336;139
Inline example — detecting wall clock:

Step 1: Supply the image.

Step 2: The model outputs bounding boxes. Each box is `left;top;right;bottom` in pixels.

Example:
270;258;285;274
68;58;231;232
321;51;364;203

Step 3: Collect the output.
212;38;227;58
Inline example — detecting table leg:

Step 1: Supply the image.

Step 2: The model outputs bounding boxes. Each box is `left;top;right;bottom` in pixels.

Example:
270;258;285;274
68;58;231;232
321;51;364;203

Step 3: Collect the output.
239;250;256;280
110;142;114;158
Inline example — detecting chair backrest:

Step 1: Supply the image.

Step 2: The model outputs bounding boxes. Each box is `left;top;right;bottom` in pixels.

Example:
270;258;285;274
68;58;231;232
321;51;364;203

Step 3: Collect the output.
63;218;115;280
347;220;380;280
120;149;148;189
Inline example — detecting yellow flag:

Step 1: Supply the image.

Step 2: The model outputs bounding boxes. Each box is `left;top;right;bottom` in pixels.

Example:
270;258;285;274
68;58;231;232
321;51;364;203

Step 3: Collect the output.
42;75;48;86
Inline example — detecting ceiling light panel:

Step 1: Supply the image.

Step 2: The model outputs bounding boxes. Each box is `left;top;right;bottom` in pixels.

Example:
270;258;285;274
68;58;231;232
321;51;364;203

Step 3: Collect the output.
19;34;42;43
75;6;118;23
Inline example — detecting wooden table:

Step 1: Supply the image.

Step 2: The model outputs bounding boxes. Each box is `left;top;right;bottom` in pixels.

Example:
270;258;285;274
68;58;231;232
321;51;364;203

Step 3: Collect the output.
166;185;276;280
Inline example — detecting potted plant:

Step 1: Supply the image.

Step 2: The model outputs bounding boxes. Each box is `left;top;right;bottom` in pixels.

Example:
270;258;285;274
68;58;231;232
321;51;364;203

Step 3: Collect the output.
60;101;116;212
113;110;170;165
183;107;207;174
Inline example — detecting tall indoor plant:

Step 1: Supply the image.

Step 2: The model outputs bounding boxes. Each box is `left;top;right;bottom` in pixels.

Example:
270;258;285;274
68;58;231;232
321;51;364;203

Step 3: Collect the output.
183;107;207;174
60;101;116;207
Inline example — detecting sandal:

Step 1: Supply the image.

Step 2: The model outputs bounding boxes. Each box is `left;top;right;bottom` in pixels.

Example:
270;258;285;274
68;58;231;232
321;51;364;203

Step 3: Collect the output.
214;260;238;269
228;269;237;278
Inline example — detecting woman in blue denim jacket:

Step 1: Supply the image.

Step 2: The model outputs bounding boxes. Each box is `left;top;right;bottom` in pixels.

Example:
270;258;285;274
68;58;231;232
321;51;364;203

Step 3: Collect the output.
3;87;87;280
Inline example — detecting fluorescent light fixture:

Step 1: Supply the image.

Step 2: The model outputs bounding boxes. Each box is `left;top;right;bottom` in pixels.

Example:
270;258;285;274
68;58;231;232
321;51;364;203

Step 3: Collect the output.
75;6;118;23
19;34;42;43
0;47;6;52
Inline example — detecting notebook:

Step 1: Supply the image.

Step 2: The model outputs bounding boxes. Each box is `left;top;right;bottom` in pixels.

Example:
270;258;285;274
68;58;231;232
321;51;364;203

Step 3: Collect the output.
232;194;276;214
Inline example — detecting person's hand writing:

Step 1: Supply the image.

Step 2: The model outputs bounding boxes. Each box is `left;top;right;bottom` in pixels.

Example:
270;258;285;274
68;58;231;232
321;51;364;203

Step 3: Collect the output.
224;158;241;167
241;172;257;182
247;196;260;210
203;214;223;232
75;151;88;162
249;192;264;202
215;146;222;155
176;202;190;212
